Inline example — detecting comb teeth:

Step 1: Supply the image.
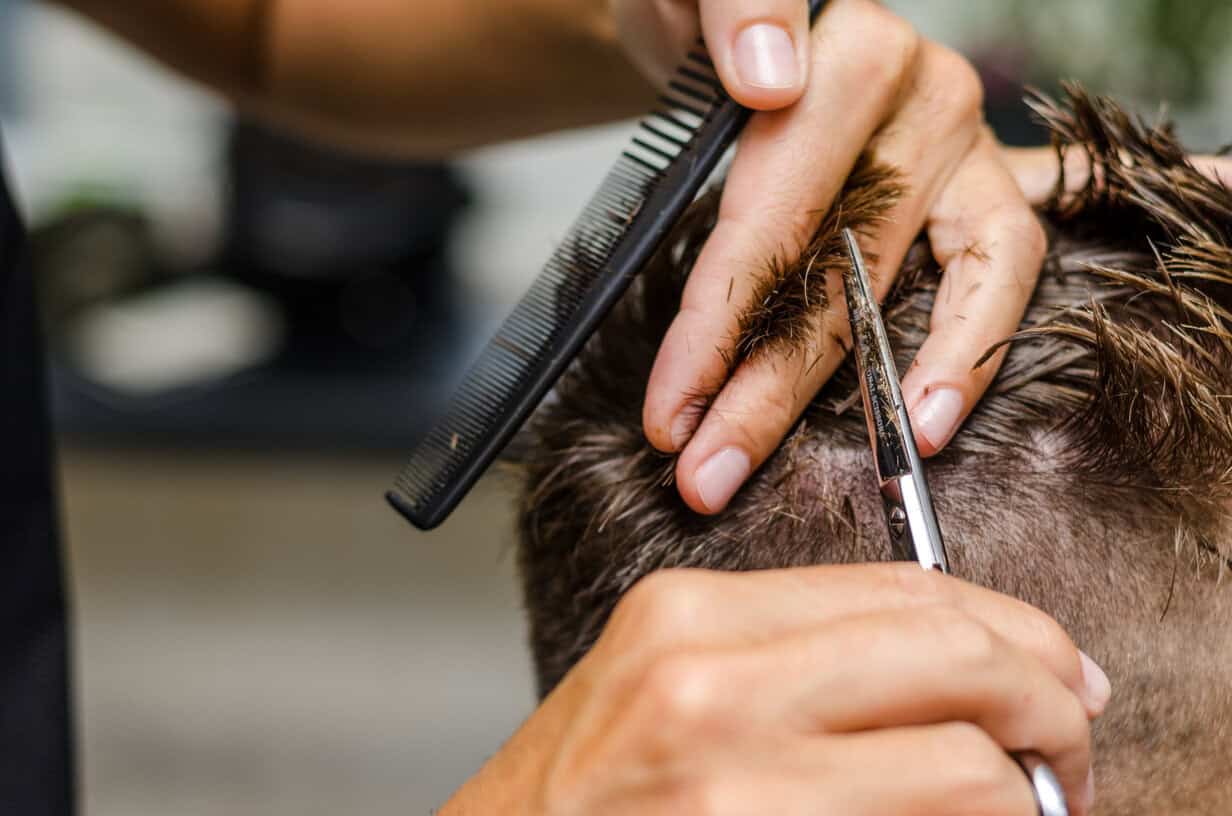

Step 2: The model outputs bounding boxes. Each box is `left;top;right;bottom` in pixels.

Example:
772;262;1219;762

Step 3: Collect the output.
388;44;747;529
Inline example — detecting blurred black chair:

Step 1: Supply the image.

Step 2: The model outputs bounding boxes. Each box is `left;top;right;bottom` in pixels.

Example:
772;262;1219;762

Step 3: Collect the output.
46;120;479;450
223;121;468;362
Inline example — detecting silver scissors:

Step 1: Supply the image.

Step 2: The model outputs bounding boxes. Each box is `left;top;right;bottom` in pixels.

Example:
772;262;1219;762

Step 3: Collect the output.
840;228;1069;816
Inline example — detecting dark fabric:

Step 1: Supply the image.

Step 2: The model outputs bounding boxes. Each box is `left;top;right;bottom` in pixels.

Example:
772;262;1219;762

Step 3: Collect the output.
0;151;75;814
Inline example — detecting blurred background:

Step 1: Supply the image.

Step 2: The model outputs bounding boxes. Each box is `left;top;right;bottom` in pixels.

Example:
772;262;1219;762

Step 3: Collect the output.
0;0;1228;813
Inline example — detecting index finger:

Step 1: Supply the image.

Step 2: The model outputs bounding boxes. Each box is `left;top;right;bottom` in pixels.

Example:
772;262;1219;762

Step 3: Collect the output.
604;563;1109;717
642;0;911;457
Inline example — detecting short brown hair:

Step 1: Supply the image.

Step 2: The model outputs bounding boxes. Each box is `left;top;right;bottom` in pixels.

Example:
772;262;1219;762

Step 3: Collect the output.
511;87;1232;810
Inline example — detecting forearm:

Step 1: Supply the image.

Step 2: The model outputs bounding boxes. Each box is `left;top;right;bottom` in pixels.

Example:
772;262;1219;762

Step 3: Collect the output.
53;0;655;156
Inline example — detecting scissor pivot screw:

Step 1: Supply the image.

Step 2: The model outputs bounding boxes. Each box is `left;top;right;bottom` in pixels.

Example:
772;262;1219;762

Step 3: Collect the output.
888;507;907;538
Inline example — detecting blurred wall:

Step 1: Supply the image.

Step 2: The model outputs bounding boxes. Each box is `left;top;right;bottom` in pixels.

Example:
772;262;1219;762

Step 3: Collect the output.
62;449;536;815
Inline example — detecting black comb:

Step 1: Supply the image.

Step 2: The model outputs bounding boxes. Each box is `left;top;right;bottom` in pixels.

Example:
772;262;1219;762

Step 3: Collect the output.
390;0;830;530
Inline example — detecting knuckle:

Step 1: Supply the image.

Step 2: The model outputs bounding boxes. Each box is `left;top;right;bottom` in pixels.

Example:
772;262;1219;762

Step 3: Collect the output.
708;383;800;458
636;652;723;733
928;45;985;121
935;722;1020;798
781;205;823;251
612;569;710;643
758;380;799;428
540;653;732;812
540;754;596;815
745;389;802;454
717;210;811;273
1021;611;1079;677
936;721;1000;767
667;776;731;816
670;779;724;813
1055;691;1092;753
922;606;1000;668
849;13;920;100
982;204;1046;257
887;561;954;604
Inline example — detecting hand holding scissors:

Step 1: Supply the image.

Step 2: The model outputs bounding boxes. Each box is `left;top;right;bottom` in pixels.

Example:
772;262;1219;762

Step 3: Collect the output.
842;228;1071;816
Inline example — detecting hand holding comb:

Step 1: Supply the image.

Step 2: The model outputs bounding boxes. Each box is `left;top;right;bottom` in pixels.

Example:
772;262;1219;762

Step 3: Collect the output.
388;0;831;530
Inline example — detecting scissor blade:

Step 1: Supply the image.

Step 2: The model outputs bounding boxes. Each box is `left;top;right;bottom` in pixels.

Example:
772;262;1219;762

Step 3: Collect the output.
840;229;911;483
841;229;950;573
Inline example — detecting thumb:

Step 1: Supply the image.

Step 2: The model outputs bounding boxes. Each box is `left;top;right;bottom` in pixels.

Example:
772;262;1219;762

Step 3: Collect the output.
698;0;810;110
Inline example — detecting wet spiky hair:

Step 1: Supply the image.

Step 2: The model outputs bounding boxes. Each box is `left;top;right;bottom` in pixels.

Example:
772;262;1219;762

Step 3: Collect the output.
1019;85;1232;513
510;89;1232;809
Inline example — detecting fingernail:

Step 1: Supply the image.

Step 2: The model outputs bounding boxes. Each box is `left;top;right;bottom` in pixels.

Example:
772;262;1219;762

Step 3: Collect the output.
670;408;700;451
1083;765;1096;812
911;388;965;451
733;23;799;89
695;447;751;512
1078;650;1112;715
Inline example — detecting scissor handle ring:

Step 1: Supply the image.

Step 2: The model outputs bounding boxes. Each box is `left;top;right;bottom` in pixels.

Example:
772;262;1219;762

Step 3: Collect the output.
1017;752;1069;816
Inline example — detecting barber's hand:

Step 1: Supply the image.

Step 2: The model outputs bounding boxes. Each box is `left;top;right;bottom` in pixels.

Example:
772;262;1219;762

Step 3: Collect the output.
441;564;1109;815
613;0;1044;513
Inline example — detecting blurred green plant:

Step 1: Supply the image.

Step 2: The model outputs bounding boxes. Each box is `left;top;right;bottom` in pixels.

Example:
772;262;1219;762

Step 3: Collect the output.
1004;0;1231;104
1138;0;1232;102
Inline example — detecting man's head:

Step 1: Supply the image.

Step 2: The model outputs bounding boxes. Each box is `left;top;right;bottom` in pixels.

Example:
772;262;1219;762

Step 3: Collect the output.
511;88;1232;811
